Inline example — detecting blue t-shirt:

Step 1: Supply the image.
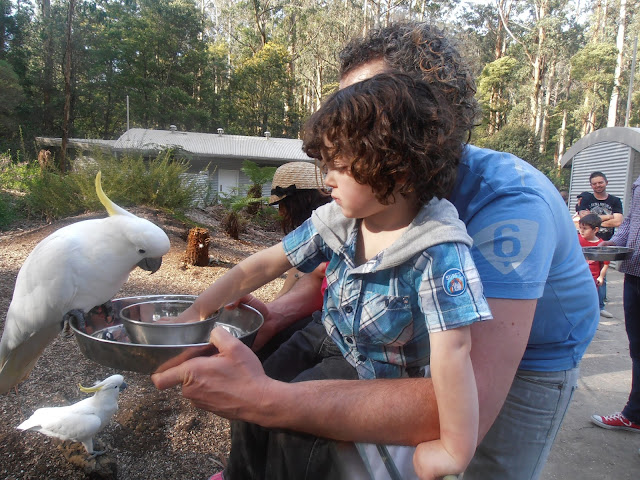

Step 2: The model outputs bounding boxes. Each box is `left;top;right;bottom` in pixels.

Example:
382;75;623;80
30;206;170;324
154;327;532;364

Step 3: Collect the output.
449;145;599;371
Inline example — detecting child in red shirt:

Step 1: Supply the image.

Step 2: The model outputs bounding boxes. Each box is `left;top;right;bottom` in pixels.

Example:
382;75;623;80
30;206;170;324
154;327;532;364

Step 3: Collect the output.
578;214;610;314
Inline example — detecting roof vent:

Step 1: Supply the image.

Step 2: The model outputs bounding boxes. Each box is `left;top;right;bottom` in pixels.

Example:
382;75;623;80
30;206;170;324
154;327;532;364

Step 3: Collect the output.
169;125;177;132
217;128;224;135
264;131;271;138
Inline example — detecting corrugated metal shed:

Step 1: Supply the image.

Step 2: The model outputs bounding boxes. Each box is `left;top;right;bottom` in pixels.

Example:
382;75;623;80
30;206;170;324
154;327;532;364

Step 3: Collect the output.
561;127;640;213
113;128;312;164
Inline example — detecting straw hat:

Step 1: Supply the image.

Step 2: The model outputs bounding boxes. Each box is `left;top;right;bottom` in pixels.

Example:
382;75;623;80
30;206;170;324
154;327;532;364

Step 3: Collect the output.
269;162;326;205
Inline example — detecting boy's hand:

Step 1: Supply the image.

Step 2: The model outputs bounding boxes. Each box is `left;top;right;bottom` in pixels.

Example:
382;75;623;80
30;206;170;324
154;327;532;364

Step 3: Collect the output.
596;276;604;287
224;294;277;351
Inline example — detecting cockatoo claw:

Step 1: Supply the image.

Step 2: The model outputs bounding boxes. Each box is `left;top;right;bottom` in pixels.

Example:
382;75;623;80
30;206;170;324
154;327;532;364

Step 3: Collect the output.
63;309;87;334
87;449;106;459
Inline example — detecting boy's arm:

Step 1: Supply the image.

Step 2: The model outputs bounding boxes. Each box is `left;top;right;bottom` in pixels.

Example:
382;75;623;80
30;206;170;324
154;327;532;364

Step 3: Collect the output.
598;262;610;286
413;326;478;479
186;243;292;321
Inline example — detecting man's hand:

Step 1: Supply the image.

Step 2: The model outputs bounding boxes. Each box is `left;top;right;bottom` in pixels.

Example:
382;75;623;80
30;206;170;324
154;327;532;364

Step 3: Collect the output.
151;326;274;420
600;240;614;247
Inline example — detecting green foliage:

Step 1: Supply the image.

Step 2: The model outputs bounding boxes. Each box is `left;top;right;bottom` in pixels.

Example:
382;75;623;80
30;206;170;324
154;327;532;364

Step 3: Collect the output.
0;191;18;229
0;150;201;223
241;160;277;188
475;124;541;167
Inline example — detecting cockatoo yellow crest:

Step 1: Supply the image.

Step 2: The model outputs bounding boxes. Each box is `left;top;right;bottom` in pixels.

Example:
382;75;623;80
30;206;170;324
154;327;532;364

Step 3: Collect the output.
0;173;171;394
17;374;127;457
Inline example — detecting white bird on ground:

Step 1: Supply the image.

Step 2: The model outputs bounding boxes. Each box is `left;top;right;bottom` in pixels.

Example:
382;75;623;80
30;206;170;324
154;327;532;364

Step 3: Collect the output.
0;172;171;394
17;374;127;457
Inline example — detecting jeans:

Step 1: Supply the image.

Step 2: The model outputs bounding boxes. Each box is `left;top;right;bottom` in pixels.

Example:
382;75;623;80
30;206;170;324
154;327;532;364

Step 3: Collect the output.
622;274;640;424
224;313;360;480
598;276;607;310
463;367;579;480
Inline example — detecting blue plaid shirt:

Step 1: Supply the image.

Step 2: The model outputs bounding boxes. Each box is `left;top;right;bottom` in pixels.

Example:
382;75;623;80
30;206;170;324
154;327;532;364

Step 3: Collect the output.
282;203;492;380
610;175;640;277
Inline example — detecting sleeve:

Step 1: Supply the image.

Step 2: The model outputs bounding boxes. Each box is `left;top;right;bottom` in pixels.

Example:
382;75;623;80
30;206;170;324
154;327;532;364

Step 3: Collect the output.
612;196;624;214
282;217;332;274
418;242;492;333
463;191;555;300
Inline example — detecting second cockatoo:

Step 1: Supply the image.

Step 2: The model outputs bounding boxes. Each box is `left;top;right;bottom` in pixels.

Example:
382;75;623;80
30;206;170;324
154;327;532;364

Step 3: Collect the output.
17;374;127;457
0;172;171;394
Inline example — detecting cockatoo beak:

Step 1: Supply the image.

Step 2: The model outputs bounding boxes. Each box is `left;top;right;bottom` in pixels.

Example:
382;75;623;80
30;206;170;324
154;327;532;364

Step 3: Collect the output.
119;381;128;392
136;257;162;273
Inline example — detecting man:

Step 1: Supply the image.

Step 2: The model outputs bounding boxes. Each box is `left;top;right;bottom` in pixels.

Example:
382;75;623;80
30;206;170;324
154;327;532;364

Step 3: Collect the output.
591;174;640;434
578;171;623;318
153;22;599;480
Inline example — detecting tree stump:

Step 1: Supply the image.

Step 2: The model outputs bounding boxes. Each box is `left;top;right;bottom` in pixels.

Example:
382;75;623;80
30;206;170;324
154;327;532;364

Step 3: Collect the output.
184;227;210;266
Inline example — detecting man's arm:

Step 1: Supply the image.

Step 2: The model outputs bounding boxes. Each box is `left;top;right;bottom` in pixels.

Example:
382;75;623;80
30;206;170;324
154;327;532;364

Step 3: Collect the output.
600;212;623;228
153;296;535;446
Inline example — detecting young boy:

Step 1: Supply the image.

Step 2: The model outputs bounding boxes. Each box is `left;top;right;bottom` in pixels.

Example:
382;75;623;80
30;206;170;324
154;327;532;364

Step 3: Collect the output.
181;73;492;480
578;213;610;303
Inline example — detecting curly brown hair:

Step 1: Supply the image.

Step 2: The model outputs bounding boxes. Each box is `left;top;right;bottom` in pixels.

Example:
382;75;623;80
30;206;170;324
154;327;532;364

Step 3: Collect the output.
302;73;462;207
339;21;478;142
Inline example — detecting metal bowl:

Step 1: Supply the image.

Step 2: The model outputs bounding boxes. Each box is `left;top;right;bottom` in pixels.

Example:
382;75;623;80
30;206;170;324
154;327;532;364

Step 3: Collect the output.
120;300;219;345
69;295;263;374
582;246;634;261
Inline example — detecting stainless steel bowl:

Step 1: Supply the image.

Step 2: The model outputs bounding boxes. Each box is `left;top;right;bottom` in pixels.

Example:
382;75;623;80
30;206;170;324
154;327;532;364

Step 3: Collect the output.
120;300;219;345
69;295;263;374
582;246;634;261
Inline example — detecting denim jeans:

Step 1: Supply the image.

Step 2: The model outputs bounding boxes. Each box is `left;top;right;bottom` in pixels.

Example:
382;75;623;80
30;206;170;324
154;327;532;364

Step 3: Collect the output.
463;367;579;480
224;313;360;480
598;276;607;310
622;274;640;424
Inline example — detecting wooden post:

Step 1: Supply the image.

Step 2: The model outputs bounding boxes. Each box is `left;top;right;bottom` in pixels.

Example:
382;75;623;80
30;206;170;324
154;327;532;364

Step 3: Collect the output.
184;227;210;266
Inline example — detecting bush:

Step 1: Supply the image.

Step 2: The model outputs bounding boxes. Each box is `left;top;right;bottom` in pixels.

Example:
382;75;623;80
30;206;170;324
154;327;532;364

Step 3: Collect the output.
1;149;202;223
0;191;18;229
72;150;200;212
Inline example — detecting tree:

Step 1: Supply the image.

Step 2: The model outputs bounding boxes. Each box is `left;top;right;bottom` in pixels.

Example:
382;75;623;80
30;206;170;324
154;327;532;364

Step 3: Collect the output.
607;0;628;126
241;159;276;214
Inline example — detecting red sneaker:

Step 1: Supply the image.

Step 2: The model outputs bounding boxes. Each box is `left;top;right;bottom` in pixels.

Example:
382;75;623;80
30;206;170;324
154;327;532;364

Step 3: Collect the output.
591;412;640;433
209;472;224;480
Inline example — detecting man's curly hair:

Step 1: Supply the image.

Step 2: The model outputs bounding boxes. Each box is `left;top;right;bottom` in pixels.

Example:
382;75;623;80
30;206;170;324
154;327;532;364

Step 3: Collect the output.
339;21;478;143
302;73;462;208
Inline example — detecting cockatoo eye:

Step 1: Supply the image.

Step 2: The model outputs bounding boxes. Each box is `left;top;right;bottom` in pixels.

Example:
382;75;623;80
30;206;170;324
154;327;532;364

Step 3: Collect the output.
138;249;146;254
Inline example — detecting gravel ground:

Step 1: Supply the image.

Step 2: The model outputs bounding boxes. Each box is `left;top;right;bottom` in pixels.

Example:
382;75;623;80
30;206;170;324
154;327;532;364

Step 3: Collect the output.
0;206;283;479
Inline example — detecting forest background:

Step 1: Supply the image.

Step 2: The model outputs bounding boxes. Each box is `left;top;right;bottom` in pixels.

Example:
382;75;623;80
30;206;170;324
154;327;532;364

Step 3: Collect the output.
1;0;640;188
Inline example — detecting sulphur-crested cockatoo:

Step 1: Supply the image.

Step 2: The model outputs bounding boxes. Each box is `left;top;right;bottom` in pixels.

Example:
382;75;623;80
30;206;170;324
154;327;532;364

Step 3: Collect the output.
0;172;170;394
17;374;127;457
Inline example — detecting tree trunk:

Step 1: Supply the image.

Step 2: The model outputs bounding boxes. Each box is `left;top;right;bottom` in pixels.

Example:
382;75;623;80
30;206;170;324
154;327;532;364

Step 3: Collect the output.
60;0;75;173
607;0;627;127
184;228;211;266
539;61;556;154
530;0;547;133
41;0;54;133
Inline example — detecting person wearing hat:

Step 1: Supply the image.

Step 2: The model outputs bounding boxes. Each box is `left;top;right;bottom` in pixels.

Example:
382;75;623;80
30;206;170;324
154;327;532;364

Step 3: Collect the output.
268;161;331;298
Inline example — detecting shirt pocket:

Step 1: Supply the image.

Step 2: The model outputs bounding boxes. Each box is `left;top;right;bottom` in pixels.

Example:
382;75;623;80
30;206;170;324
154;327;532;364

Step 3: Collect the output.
357;294;414;346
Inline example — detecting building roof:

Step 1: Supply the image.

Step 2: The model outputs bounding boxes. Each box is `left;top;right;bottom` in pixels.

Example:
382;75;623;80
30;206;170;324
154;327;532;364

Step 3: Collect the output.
561;126;640;167
35;137;117;151
112;128;313;163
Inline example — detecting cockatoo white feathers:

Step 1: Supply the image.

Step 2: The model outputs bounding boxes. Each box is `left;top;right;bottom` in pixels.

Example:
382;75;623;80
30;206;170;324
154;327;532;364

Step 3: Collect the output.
0;172;171;393
17;374;127;456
